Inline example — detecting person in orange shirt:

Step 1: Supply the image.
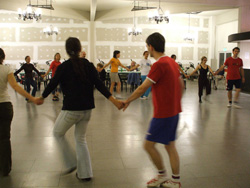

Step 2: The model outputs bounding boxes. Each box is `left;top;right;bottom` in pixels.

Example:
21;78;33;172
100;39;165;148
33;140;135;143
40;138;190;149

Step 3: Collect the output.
102;50;129;98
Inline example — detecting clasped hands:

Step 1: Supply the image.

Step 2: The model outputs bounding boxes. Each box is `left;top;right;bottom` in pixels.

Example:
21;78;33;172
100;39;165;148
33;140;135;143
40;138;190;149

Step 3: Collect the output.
114;99;130;111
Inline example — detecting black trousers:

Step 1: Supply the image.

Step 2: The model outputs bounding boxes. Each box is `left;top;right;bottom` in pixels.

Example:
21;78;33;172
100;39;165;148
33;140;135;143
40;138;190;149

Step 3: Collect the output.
198;78;211;99
0;102;13;176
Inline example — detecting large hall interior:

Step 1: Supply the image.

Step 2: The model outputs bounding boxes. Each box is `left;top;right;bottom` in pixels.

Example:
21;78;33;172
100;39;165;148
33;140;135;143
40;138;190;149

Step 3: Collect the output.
0;0;250;187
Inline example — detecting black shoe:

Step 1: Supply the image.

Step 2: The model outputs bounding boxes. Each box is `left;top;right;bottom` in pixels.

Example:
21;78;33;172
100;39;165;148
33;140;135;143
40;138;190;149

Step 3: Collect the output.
199;99;202;103
76;173;92;181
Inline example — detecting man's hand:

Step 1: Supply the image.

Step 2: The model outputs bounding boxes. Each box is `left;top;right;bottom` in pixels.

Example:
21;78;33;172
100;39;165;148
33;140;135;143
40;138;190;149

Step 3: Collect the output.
122;100;130;111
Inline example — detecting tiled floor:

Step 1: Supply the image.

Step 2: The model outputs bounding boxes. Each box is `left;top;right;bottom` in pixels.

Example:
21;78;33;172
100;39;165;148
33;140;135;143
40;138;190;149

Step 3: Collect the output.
1;80;250;188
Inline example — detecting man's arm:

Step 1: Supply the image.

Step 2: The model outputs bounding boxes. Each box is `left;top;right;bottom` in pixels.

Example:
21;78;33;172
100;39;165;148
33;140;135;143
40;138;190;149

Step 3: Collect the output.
123;78;152;111
215;65;225;75
240;67;245;83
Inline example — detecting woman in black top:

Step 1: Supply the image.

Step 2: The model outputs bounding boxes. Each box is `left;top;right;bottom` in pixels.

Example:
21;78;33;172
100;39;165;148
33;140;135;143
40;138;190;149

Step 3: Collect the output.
14;56;42;99
38;37;122;181
189;56;215;103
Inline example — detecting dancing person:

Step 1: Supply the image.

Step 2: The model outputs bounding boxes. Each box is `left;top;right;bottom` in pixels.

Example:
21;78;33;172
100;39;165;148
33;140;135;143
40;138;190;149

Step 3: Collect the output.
43;53;62;101
102;50;129;98
37;37;123;181
0;48;42;177
127;61;140;92
80;51;86;58
171;54;188;78
189;56;215;103
14;56;43;100
140;51;152;99
215;47;245;108
96;63;106;83
122;33;184;188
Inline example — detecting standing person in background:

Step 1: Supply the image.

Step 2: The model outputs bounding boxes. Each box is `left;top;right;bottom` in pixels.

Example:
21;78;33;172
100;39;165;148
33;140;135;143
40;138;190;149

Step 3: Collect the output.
215;47;245;108
14;56;43;101
37;37;123;181
80;51;86;58
122;33;184;188
171;54;188;78
102;50;129;98
43;53;62;101
96;63;106;83
0;48;41;177
140;51;152;99
189;56;215;103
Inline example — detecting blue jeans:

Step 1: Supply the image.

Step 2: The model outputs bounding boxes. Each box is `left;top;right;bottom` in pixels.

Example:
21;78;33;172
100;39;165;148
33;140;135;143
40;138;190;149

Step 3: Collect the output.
53;110;92;179
25;78;37;97
141;75;151;97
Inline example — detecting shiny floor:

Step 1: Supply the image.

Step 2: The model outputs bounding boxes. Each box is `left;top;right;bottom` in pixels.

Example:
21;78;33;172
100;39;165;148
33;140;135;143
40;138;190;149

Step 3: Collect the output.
1;80;250;188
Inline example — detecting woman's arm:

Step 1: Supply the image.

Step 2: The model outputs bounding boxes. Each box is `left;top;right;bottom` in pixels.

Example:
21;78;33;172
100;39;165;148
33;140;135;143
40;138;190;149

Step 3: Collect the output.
14;65;24;76
189;65;200;76
43;68;52;77
119;62;129;71
178;65;187;78
128;65;140;71
102;60;112;70
208;66;215;76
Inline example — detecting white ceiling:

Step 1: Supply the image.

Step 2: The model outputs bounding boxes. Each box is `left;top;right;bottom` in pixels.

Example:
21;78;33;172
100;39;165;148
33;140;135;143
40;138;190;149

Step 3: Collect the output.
1;0;250;20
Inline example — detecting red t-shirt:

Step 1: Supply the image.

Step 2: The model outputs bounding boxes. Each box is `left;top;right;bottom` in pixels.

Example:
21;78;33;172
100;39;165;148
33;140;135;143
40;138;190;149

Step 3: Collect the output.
147;56;182;118
50;60;61;77
224;57;243;80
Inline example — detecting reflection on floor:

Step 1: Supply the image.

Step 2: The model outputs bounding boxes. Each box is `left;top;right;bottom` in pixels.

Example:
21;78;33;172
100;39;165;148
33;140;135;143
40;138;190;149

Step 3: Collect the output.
1;80;250;188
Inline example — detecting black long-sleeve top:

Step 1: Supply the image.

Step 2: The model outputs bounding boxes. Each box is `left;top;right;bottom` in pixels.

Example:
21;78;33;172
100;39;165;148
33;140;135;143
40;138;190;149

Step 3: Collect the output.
99;69;106;82
42;58;112;111
14;63;41;79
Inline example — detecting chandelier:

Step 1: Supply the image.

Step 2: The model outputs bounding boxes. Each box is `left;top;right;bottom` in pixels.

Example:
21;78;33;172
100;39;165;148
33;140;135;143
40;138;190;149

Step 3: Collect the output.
148;0;169;24
128;0;142;36
128;27;142;36
43;25;58;36
18;5;42;21
184;13;195;41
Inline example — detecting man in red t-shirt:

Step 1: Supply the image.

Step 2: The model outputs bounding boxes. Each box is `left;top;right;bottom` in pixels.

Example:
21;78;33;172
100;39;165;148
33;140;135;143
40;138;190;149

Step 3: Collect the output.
123;33;184;188
216;47;245;108
44;53;62;101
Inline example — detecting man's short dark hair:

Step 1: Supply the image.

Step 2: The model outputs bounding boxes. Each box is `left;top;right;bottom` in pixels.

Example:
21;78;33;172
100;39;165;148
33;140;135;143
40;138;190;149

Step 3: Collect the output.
171;54;176;59
97;63;103;68
146;32;165;53
233;47;240;52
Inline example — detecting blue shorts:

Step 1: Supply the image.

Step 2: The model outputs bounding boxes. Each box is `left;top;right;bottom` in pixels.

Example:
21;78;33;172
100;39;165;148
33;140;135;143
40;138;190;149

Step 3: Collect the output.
146;114;179;145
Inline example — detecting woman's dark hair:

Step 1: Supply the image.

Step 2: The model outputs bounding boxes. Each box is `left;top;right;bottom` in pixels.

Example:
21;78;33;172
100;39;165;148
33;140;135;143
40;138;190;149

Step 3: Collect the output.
54;53;60;60
171;54;176;59
143;51;148;56
0;48;5;64
146;32;165;53
65;37;88;83
113;50;120;58
25;56;30;61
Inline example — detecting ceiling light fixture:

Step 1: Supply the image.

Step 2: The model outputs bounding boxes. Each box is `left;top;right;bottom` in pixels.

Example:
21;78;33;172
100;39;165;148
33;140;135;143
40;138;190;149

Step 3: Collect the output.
43;25;58;36
184;13;195;41
148;0;169;24
128;0;142;36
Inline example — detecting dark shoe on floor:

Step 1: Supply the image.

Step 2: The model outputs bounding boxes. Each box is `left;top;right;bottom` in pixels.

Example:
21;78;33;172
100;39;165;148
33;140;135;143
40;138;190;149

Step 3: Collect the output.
76;173;92;182
61;166;77;175
199;99;202;103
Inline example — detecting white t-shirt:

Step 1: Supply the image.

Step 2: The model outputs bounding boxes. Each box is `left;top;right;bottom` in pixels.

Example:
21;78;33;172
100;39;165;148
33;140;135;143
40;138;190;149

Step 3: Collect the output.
0;65;13;103
140;59;152;76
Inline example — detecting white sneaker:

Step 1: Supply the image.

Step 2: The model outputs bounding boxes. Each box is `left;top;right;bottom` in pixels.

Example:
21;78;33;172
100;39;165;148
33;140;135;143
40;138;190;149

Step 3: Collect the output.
227;103;232;108
162;180;181;188
233;102;242;109
147;175;168;187
115;93;122;99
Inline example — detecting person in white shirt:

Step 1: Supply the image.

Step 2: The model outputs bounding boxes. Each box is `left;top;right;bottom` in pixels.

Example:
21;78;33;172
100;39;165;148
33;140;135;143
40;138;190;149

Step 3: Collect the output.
0;48;41;176
140;51;152;99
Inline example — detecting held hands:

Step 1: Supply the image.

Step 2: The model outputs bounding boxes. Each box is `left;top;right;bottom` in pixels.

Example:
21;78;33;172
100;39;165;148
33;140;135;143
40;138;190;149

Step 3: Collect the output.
121;100;130;111
32;97;44;105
